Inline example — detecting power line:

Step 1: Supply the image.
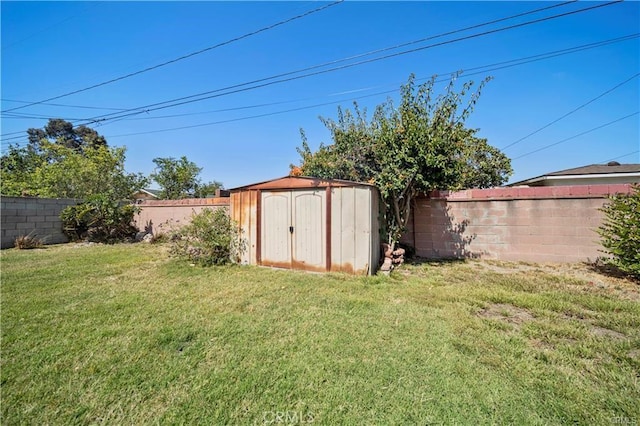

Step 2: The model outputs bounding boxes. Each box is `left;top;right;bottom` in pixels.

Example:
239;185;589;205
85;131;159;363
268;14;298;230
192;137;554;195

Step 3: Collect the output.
103;43;638;138
0;2;628;144
3;33;636;145
76;0;622;127
0;0;616;139
1;0;344;114
1;1;582;137
1;98;128;111
502;72;640;150
1;2;577;130
115;34;640;123
3;32;636;134
601;150;639;163
512;112;639;160
1;0;574;118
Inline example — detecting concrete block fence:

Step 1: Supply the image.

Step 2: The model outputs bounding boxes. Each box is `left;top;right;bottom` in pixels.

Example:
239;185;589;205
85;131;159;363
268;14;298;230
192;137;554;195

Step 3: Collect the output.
1;196;79;249
133;197;230;235
2;184;632;264
400;184;633;263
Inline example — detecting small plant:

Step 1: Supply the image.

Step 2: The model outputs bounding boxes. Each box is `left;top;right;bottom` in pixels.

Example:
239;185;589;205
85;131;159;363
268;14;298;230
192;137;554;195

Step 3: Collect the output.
149;232;169;244
14;232;44;249
597;184;640;279
169;208;244;266
60;194;139;244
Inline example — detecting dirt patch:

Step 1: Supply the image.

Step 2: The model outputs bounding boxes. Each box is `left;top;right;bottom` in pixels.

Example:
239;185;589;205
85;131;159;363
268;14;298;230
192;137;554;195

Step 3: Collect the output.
558;312;628;341
471;260;640;302
590;326;627;340
529;338;555;350
628;349;640;360
477;303;535;326
560;309;599;321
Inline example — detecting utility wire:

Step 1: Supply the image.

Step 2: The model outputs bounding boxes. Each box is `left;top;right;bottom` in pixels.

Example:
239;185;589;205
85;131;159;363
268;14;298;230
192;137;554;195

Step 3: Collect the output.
75;0;621;126
1;98;128;111
512;112;639;160
108;34;640;123
502;72;640;150
3;32;636;133
102;42;636;139
3;32;636;145
1;0;573;117
601;150;639;163
0;2;595;130
1;114;85;121
1;0;344;114
106;45;640;138
0;1;580;124
0;0;614;138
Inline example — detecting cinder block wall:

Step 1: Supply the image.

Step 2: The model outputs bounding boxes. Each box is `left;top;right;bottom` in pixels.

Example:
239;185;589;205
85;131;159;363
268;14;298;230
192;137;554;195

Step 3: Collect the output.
1;197;79;249
133;198;230;234
401;184;632;263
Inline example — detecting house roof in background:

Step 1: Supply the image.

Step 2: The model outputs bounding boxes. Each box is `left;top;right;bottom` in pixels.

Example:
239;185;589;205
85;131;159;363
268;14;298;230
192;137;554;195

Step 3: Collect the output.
136;188;161;198
508;163;640;186
546;163;640;176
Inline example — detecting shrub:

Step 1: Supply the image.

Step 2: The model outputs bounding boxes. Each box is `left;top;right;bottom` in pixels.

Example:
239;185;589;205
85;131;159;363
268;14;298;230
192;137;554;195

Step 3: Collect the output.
169;208;244;266
149;232;169;244
597;184;640;278
14;232;44;249
60;194;139;244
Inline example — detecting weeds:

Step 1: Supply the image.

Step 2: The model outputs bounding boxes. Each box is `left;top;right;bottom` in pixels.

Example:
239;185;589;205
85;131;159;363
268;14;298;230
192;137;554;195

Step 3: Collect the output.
14;232;44;249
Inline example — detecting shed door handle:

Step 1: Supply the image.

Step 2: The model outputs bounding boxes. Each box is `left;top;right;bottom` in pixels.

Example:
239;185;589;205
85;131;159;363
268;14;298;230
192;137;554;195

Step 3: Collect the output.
289;226;294;234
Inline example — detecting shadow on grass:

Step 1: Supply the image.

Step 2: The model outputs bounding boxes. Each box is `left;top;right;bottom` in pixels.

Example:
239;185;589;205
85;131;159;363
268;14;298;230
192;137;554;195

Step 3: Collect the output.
584;259;639;284
404;256;468;267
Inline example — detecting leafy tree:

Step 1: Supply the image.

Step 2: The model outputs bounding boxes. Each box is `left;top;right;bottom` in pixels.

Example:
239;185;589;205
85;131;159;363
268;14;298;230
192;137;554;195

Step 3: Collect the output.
597;185;640;278
60;194;139;243
27;118;106;152
1;120;147;200
293;74;512;247
0;144;42;196
150;156;203;199
195;180;224;198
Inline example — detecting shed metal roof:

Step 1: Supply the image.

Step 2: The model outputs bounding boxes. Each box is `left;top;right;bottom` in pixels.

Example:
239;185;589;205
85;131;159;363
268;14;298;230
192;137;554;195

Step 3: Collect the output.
229;176;377;191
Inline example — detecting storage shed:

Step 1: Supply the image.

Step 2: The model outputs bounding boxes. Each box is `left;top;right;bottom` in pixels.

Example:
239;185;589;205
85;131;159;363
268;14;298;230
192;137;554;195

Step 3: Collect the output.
230;176;380;275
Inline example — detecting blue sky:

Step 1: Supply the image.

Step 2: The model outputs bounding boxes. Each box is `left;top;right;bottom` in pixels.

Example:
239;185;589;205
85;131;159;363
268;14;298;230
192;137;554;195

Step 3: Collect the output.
2;1;639;189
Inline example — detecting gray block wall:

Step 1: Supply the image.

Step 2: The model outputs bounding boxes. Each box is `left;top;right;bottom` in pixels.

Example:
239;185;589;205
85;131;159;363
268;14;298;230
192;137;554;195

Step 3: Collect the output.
1;197;79;249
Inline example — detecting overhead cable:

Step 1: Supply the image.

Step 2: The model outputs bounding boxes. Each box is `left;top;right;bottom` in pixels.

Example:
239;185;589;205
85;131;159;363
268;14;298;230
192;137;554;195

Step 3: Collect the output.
76;0;622;126
512;112;639;160
1;0;344;114
104;41;640;138
601;150;639;163
3;33;636;144
502;72;640;150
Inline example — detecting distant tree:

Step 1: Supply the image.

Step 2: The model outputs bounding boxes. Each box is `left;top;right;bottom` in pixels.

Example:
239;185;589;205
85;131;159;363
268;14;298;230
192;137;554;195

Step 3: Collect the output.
293;73;512;247
150;156;203;199
1;120;146;200
27;118;107;152
195;180;224;198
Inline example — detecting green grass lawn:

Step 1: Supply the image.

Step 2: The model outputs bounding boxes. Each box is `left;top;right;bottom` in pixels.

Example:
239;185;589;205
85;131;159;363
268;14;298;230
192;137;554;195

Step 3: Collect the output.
1;243;639;425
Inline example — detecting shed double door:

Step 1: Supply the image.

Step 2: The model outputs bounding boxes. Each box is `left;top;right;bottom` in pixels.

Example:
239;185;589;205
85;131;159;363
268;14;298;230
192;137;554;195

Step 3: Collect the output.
261;189;326;271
